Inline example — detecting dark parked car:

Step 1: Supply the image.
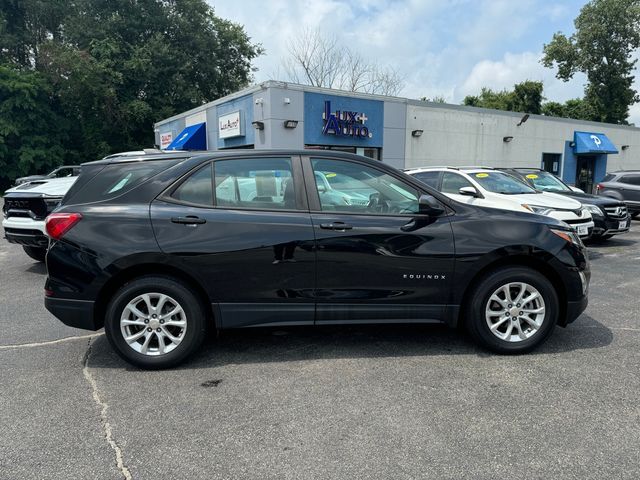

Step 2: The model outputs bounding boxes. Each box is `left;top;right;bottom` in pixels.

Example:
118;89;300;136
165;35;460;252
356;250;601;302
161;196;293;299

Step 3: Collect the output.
14;165;81;186
501;168;630;241
595;171;640;219
44;151;590;368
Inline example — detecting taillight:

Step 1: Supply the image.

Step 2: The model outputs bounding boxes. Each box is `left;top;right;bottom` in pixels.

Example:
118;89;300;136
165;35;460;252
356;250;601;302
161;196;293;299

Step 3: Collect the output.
596;184;603;193
45;212;82;239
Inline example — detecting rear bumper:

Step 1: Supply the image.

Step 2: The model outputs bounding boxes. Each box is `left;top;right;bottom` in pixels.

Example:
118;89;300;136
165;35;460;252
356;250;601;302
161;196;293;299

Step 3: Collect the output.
44;297;100;330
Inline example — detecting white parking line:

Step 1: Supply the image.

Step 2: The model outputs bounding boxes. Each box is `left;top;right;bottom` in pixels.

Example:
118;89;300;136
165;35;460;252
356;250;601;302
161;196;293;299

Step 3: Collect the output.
0;333;104;350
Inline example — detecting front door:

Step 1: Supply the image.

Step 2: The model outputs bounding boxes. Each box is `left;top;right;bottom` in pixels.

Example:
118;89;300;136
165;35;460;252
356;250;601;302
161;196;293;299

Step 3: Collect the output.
150;156;316;328
576;156;595;193
304;156;455;323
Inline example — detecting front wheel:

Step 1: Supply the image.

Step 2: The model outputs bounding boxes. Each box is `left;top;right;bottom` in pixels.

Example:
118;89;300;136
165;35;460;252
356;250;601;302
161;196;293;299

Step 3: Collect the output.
465;267;558;354
631;212;639;219
104;276;207;369
23;246;47;262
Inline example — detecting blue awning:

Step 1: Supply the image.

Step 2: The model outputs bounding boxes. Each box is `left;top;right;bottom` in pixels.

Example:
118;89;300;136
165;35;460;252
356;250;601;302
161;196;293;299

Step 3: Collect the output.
166;123;206;150
574;131;618;154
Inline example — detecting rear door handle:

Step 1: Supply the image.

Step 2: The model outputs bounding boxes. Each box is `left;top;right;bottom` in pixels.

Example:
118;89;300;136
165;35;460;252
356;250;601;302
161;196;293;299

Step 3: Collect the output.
320;222;352;231
171;216;206;225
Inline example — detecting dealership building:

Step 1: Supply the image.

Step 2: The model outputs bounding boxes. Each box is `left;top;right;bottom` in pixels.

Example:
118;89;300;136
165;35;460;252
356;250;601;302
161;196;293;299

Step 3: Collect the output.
155;80;640;193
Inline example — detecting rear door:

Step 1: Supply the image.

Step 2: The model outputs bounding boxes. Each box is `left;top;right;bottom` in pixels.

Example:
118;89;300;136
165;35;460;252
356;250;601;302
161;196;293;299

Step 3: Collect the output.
150;155;316;328
304;156;455;324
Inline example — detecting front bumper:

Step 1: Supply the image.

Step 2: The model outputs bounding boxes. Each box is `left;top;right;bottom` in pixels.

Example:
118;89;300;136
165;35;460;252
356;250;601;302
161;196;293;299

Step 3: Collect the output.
2;217;48;247
566;220;594;238
565;295;588;325
591;215;631;236
44;297;99;330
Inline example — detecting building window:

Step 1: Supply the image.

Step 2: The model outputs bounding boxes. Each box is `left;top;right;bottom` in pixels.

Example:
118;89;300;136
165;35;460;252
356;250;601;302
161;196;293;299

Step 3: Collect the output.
542;153;561;175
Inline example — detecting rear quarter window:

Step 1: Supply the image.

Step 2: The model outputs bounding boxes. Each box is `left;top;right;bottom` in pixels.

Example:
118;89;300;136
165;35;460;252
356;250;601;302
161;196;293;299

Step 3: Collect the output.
64;160;183;204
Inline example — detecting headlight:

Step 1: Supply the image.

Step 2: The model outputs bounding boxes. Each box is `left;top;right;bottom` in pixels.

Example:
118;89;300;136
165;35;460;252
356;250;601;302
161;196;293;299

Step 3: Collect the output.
582;204;603;216
550;228;583;247
522;204;554;215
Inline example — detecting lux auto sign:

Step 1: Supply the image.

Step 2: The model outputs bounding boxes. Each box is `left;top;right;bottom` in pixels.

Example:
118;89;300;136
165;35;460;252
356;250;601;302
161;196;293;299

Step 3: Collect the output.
322;100;372;139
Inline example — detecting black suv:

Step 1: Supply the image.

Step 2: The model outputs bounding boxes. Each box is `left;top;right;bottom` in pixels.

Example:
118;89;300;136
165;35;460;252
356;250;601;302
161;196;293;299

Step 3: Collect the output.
44;151;590;368
501;168;630;241
596;171;640;219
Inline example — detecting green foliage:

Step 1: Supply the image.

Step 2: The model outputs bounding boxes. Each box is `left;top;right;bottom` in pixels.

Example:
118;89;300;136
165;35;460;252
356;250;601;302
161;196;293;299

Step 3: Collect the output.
0;66;66;190
541;98;597;121
462;81;544;114
542;0;640;124
0;0;262;185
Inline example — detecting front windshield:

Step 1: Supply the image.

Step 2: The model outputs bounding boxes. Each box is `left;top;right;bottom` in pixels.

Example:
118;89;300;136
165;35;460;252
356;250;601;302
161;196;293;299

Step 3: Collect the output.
522;171;571;192
471;171;537;195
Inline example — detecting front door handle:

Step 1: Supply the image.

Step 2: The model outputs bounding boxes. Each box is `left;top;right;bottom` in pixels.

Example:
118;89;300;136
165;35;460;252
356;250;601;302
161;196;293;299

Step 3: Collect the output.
171;216;206;225
320;222;353;231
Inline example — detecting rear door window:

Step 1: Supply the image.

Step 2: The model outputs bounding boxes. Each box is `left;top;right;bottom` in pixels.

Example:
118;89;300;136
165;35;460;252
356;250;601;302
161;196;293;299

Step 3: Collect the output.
171;164;213;206
213;158;297;210
412;171;440;189
620;174;640;186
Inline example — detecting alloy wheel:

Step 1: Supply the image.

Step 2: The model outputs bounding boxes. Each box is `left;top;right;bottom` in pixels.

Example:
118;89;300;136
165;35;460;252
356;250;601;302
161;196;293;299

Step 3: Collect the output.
485;282;546;342
120;292;187;356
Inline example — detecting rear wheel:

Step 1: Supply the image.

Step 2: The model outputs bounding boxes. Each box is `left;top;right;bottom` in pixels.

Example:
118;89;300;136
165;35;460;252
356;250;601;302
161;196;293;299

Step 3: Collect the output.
465;267;558;353
104;276;207;369
23;246;47;262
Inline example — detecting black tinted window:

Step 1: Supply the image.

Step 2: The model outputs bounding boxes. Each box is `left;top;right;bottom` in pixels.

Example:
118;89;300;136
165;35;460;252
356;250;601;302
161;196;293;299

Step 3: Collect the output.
214;158;296;210
66;159;183;204
620;174;640;185
412;171;440;188
171;164;213;206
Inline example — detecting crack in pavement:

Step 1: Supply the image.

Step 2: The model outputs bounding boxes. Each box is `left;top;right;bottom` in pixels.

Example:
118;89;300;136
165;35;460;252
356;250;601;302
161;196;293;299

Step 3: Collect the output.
82;338;132;480
0;333;104;350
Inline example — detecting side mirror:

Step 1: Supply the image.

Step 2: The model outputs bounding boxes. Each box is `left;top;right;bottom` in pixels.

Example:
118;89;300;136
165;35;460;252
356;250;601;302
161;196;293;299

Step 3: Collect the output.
570;186;584;193
316;184;326;193
418;194;445;216
459;186;480;197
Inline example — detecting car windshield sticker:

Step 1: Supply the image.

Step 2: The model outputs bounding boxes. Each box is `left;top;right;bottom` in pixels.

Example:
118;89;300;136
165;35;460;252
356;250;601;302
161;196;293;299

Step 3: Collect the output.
526;174;539;179
325;173;337;178
475;173;489;178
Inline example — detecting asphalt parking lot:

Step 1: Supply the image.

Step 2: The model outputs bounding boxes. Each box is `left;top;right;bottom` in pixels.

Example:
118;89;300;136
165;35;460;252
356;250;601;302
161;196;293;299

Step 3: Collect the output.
1;222;639;479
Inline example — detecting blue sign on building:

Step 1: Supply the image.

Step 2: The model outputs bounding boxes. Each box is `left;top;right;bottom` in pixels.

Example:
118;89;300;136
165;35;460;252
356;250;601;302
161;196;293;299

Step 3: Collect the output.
304;92;383;147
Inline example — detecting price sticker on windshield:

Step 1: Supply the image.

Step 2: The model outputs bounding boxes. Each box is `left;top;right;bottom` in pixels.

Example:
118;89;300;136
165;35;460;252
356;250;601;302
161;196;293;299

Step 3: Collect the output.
475;173;489;178
526;174;539;179
325;173;337;178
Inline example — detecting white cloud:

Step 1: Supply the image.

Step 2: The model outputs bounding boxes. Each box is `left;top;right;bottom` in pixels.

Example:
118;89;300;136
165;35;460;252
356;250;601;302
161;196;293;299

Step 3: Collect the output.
210;0;640;123
457;51;586;102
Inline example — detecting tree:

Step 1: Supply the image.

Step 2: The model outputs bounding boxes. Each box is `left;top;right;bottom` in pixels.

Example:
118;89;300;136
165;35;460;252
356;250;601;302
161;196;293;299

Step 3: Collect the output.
0;0;263;183
541;98;597;120
283;28;404;96
542;0;640;124
462;81;544;114
0;66;67;190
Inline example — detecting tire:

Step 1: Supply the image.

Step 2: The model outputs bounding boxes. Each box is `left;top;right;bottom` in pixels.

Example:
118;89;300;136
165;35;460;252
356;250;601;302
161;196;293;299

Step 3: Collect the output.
465;267;558;354
631;212;639;219
104;275;207;369
23;246;47;262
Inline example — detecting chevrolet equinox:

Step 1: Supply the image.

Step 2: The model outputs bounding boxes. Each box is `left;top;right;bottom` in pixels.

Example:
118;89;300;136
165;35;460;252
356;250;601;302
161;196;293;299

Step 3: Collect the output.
44;151;590;368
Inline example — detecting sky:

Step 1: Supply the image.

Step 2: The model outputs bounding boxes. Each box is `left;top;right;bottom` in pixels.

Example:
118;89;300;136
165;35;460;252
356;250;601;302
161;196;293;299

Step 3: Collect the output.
210;0;640;123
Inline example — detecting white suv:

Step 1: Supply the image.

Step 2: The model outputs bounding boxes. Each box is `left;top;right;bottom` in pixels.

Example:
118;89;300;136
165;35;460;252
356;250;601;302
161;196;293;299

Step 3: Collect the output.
2;176;79;261
406;167;594;238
